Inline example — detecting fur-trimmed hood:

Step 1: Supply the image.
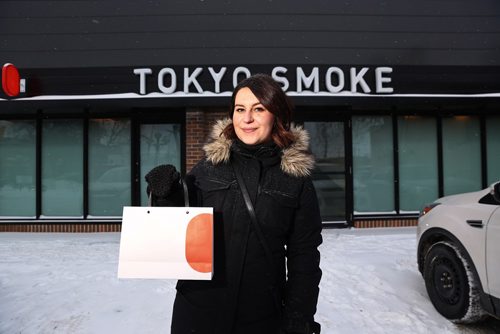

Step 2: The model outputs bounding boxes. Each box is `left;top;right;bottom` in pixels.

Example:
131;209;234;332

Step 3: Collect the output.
203;118;315;177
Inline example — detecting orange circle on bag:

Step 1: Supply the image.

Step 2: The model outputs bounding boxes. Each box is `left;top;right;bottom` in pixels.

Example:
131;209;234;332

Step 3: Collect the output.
185;213;213;273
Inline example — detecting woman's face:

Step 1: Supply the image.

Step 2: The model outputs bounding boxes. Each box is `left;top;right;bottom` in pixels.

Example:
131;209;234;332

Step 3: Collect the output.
232;87;275;146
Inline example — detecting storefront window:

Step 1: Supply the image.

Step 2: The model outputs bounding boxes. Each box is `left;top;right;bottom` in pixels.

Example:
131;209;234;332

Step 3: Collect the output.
398;116;438;212
140;124;181;206
442;116;481;196
0;120;36;216
487;116;500;185
42;119;84;216
352;116;394;213
88;119;131;216
304;122;345;221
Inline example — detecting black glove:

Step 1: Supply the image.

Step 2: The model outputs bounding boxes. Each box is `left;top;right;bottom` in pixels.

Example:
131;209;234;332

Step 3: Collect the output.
145;164;184;206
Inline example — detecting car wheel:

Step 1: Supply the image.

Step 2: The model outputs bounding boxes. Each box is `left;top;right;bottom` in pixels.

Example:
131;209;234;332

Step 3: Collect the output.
423;241;486;323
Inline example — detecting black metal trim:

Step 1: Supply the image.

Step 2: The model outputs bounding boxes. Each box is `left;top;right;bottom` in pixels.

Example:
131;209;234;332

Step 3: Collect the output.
35;110;42;218
345;117;354;227
131;114;140;206
392;114;400;214
480;115;488;188
83;110;89;218
180;121;187;176
437;115;444;197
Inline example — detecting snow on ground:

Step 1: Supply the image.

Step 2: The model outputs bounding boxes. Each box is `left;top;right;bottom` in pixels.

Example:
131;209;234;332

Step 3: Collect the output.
1;227;499;334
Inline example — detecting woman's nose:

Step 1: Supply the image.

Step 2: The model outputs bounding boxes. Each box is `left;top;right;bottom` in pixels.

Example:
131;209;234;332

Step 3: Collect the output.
243;110;253;123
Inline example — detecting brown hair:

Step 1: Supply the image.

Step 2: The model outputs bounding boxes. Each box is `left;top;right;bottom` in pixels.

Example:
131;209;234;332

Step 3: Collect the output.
221;73;295;148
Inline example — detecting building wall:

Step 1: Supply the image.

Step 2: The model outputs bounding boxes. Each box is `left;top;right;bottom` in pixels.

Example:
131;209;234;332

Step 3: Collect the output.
2;1;500;69
2;1;500;231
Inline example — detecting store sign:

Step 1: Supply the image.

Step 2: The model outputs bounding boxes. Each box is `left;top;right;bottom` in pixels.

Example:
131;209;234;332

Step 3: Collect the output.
133;66;393;96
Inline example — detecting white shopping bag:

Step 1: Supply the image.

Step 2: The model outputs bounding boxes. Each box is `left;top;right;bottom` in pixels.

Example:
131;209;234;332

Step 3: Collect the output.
118;206;213;280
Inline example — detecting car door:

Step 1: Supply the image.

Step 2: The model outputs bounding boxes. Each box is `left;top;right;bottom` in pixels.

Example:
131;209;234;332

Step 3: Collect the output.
486;205;500;298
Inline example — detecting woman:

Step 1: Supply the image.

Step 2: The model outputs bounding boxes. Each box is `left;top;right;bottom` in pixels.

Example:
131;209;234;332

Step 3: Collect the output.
171;74;322;334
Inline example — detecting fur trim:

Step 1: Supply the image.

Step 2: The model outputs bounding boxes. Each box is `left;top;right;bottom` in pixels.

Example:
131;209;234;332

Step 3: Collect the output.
203;118;233;165
280;124;315;177
203;118;315;177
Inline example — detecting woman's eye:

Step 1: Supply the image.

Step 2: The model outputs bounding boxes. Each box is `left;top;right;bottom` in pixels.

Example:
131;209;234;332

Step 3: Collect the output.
254;107;265;112
235;108;245;113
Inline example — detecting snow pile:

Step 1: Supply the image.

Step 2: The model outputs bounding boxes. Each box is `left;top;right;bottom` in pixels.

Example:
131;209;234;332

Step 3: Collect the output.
1;228;499;333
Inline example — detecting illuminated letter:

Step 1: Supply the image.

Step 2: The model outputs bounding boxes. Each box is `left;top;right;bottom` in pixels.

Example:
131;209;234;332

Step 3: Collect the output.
184;67;204;93
375;67;393;93
158;68;177;94
272;66;289;91
350;67;371;93
325;67;344;93
296;67;319;93
208;67;227;93
232;67;251;88
134;68;152;95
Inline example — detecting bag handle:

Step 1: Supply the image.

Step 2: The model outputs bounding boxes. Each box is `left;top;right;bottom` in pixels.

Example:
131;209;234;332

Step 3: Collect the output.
181;178;190;207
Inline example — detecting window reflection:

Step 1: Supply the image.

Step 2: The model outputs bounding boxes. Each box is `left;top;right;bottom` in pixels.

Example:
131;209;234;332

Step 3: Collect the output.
0;120;36;216
305;122;345;221
140;124;181;206
42;119;83;216
442;116;481;196
398;116;438;212
88;119;131;216
352;116;395;213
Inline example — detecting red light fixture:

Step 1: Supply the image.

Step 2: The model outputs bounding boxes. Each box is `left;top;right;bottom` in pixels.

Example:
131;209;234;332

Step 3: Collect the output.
2;63;21;97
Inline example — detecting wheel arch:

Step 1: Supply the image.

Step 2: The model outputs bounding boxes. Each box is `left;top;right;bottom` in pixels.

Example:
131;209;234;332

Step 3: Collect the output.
418;227;497;317
418;228;480;286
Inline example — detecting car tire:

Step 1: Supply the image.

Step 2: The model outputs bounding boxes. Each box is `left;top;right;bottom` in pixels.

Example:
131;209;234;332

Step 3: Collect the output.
423;241;487;323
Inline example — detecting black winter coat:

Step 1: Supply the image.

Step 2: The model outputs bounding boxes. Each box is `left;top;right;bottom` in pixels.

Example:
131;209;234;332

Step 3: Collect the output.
171;119;322;334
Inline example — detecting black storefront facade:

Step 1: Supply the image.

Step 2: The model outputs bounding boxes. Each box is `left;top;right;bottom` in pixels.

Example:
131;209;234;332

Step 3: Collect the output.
1;1;500;231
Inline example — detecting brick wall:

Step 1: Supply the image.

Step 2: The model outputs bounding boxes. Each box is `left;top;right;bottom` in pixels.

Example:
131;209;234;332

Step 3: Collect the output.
185;109;206;172
0;219;418;233
0;224;121;233
353;218;418;228
0;218;417;233
185;108;227;172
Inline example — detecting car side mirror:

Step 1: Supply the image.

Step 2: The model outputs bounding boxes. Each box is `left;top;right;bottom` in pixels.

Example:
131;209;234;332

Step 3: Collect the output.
492;182;500;203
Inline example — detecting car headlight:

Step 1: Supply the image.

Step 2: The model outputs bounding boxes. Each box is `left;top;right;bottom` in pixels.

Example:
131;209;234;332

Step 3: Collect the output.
419;202;441;217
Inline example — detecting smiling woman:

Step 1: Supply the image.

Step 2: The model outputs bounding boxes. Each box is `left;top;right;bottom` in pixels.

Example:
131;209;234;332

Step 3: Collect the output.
169;74;323;334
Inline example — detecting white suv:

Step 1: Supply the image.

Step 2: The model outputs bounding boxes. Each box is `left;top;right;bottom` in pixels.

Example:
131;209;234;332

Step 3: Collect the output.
417;182;500;323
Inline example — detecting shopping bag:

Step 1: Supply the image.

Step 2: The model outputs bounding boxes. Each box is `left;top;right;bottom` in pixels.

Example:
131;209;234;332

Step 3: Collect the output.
118;206;213;280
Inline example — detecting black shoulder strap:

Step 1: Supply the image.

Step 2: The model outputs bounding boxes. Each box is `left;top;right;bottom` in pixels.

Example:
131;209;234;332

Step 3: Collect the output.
232;161;277;282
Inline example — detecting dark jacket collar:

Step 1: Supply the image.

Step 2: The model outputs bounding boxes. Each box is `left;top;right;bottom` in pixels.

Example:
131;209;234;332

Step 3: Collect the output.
203;118;315;177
